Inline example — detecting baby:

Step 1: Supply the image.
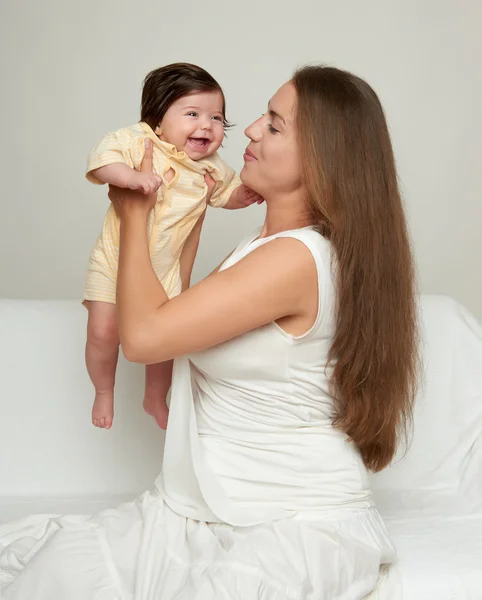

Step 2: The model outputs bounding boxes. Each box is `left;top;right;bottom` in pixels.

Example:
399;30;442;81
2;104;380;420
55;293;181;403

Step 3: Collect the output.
84;62;261;430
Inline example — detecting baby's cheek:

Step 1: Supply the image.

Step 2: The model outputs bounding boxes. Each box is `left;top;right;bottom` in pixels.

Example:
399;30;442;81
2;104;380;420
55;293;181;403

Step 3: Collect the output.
213;133;224;150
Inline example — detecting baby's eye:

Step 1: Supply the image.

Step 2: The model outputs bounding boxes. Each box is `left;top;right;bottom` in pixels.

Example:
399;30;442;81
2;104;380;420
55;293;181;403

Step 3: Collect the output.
212;115;223;122
187;112;198;117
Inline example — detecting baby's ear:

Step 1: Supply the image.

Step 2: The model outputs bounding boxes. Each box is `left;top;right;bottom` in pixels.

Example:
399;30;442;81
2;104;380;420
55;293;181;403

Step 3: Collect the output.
154;125;162;136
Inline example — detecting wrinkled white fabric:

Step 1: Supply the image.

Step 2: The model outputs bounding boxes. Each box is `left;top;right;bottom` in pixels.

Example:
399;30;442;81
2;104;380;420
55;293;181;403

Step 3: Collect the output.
0;489;396;600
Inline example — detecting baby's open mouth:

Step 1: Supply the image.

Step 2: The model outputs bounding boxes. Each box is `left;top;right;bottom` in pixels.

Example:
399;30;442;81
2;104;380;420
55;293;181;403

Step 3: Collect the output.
188;137;209;149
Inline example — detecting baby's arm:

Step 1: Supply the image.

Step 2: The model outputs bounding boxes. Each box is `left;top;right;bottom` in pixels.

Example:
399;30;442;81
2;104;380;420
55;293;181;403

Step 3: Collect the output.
91;163;163;195
86;130;162;193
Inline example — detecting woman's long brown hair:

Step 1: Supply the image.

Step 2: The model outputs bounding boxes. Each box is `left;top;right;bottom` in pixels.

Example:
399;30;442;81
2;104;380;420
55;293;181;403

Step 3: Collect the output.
292;66;420;471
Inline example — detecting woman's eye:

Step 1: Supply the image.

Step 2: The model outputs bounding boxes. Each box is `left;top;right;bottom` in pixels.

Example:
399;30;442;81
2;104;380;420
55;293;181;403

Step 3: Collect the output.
267;123;279;134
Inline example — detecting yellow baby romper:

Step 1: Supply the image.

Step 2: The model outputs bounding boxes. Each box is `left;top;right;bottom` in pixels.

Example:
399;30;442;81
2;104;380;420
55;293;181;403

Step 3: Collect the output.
84;122;240;304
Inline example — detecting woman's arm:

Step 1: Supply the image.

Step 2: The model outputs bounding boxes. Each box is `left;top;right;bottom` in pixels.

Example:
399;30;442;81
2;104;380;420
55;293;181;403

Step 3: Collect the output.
178;174;217;290
117;223;317;364
178;208;207;291
112;142;317;365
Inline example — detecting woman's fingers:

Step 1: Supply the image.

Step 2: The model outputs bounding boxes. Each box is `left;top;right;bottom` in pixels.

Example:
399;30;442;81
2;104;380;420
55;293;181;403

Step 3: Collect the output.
107;184;121;215
204;173;216;203
141;139;154;173
107;184;117;203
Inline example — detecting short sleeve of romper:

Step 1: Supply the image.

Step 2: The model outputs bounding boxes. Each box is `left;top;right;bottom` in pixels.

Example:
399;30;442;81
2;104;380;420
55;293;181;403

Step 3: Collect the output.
85;127;142;184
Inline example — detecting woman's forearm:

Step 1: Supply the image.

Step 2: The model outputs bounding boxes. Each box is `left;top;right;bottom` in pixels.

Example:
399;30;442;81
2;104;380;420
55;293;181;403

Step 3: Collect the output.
179;211;206;291
116;210;169;355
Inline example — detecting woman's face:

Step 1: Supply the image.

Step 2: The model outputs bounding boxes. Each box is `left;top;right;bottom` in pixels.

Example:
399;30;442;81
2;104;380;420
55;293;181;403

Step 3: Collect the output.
241;82;302;199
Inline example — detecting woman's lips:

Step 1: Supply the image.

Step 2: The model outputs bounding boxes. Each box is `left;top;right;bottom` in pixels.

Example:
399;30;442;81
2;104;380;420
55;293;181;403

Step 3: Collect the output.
244;147;257;161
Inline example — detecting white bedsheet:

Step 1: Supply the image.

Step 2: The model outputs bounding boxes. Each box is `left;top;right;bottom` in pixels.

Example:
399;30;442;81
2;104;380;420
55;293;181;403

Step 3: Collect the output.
0;495;133;523
375;489;482;600
385;514;482;599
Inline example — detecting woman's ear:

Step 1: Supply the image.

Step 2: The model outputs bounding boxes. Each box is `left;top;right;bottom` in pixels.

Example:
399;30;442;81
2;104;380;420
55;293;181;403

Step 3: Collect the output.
154;124;162;137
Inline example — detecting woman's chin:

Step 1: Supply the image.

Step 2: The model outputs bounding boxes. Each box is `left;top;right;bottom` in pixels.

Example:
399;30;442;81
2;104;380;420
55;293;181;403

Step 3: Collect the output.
239;168;260;195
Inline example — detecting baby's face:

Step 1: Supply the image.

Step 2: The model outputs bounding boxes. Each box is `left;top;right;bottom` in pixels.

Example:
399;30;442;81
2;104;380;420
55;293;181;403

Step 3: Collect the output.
155;90;225;160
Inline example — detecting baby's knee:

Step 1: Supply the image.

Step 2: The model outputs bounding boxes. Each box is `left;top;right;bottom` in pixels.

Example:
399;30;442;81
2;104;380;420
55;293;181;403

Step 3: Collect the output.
87;306;119;347
90;322;119;348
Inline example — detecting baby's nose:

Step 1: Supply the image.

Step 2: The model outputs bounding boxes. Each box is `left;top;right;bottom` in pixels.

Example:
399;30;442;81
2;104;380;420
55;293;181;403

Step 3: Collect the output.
202;118;212;130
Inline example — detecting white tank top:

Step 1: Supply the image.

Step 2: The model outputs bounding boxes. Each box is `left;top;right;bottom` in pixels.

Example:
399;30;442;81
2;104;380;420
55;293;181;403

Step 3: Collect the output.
158;226;374;527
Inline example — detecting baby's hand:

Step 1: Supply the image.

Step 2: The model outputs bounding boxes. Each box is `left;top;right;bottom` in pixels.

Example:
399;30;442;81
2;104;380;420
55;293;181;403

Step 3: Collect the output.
127;170;163;195
225;184;264;209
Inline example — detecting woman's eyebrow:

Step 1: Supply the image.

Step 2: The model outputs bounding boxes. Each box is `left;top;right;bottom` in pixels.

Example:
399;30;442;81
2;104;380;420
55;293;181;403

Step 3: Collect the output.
267;103;286;125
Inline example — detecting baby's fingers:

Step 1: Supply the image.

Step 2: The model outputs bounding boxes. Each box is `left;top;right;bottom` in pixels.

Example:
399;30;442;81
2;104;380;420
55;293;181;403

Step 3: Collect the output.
144;176;163;195
141;182;151;195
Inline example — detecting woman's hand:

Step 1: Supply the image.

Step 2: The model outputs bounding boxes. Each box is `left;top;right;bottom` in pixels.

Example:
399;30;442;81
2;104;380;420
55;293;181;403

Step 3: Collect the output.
115;139;215;359
204;172;216;202
108;139;160;219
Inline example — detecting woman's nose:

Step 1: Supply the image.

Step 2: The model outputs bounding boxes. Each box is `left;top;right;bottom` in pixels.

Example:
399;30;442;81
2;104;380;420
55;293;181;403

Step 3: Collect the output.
245;116;263;142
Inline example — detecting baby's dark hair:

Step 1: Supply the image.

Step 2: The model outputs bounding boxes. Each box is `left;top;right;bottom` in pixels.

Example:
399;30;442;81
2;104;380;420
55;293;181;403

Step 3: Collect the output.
140;63;232;131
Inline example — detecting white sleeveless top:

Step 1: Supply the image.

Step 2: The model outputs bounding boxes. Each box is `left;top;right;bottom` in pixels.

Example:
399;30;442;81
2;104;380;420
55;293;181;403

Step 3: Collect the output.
158;227;376;527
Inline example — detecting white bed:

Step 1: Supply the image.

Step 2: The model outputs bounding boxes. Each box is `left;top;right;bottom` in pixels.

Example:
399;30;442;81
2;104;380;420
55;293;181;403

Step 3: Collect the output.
0;296;481;598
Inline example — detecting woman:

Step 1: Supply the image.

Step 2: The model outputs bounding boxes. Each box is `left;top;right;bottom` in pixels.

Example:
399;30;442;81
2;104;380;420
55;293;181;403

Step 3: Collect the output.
0;66;418;599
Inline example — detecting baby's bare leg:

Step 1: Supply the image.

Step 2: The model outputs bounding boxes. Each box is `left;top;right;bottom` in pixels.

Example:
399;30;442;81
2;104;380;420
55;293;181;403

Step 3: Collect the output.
143;361;173;429
85;301;119;429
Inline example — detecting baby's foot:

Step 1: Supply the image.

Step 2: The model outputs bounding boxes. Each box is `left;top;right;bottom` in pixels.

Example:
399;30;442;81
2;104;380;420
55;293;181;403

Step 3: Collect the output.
92;389;114;429
143;394;169;429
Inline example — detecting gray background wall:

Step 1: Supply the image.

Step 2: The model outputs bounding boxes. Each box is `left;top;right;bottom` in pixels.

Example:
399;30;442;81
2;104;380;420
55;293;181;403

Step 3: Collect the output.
1;0;480;316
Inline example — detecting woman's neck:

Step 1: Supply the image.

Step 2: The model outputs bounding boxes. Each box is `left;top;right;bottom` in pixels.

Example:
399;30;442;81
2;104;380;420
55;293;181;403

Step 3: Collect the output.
259;195;313;238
